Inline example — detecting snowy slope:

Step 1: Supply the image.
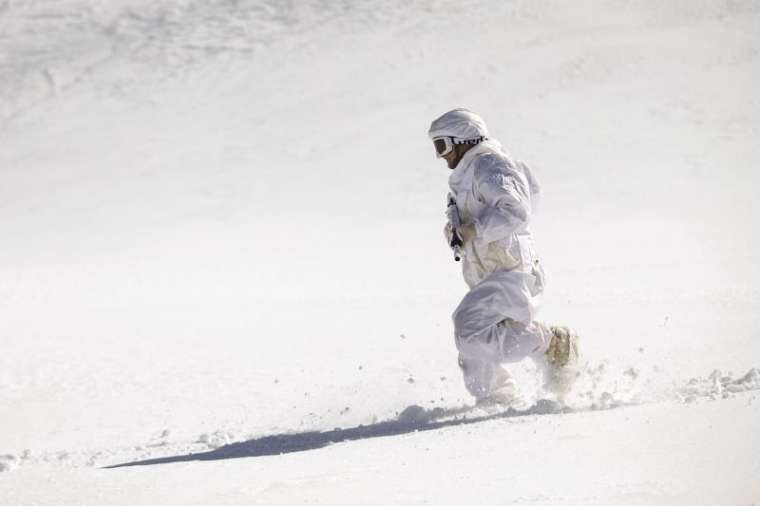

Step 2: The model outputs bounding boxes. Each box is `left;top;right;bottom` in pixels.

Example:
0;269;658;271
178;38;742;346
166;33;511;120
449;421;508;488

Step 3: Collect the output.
2;0;760;504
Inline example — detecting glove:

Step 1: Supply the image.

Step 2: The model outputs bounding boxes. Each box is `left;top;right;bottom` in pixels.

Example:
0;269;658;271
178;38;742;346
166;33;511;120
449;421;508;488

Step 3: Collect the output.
444;221;475;247
457;222;476;243
443;222;455;246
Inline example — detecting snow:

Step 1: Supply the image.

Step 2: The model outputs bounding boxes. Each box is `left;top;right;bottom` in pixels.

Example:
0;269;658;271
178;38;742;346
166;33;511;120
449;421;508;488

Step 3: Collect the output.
1;0;760;504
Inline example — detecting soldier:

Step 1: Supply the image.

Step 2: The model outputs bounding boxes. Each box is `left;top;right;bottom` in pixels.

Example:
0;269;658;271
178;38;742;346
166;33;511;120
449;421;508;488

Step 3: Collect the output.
430;108;579;405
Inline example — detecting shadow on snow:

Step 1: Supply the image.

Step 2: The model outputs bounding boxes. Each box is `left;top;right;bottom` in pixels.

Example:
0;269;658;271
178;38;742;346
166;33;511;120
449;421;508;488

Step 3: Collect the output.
106;399;570;468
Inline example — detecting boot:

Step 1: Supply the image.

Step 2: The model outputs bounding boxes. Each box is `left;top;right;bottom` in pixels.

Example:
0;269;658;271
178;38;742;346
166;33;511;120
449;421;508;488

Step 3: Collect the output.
542;326;580;397
459;355;521;408
475;383;518;407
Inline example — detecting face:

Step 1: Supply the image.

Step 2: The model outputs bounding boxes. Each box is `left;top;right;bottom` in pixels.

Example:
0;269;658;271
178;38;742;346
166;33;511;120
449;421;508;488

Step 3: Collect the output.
433;137;461;169
443;148;458;170
433;138;475;170
443;144;474;170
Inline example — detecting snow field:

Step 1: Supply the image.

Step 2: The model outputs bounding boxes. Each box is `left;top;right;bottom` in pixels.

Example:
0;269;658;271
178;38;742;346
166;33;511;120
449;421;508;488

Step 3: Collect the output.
1;0;760;503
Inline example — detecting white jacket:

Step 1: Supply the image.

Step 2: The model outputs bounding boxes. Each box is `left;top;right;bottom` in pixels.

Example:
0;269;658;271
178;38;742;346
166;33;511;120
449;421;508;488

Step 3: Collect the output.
446;139;542;289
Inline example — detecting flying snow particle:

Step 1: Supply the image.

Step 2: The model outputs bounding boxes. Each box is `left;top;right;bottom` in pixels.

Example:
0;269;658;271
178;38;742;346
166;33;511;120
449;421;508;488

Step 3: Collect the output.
0;454;19;473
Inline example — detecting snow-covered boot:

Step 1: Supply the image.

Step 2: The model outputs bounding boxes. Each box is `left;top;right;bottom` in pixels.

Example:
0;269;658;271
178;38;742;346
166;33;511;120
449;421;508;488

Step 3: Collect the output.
542;326;580;397
459;355;522;408
475;377;520;408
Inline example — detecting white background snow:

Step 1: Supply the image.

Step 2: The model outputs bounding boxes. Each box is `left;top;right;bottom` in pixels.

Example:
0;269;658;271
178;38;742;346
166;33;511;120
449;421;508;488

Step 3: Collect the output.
1;0;759;504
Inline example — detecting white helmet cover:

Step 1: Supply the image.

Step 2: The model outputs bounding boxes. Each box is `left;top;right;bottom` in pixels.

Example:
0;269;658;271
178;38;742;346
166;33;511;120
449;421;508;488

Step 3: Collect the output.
428;108;489;141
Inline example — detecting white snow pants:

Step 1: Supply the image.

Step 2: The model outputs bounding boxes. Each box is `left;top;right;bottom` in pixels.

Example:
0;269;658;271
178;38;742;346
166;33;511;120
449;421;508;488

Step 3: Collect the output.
452;267;552;400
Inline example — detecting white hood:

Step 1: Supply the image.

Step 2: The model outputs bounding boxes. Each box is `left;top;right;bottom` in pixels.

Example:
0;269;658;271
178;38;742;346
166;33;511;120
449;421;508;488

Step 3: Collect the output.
428;108;490;140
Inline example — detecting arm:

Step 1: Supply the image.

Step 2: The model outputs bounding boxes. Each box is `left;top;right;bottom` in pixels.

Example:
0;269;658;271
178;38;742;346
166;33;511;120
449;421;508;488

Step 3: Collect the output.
472;159;531;244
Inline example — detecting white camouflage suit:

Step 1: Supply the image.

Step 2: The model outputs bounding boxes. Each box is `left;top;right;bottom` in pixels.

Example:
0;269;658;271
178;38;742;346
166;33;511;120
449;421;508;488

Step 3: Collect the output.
430;109;553;401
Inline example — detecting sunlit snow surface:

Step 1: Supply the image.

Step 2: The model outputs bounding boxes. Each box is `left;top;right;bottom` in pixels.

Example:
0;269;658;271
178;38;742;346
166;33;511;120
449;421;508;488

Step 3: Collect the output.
1;0;759;504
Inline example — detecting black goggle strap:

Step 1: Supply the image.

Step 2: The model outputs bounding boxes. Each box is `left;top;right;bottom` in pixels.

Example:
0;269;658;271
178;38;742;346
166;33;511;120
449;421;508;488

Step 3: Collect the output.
453;136;487;145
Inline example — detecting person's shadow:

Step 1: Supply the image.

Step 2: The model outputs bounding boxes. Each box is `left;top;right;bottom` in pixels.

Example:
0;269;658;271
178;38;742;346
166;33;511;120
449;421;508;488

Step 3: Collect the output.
105;400;567;469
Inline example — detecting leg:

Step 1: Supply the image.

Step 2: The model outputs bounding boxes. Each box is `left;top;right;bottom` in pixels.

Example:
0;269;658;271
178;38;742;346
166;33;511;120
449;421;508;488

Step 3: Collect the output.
494;318;553;364
457;353;514;400
452;272;552;365
452;269;552;400
455;319;551;402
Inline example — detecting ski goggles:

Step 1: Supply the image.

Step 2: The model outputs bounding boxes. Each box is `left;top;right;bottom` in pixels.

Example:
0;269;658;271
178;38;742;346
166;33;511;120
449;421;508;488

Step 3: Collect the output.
432;136;487;158
432;136;455;158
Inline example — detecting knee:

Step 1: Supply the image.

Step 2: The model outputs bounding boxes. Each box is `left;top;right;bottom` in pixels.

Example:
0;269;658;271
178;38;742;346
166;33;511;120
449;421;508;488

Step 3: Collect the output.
453;319;496;364
452;304;479;342
452;311;466;339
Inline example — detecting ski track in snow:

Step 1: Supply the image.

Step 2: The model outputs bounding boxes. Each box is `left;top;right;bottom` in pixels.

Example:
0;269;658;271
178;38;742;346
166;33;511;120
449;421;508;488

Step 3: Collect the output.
3;365;758;473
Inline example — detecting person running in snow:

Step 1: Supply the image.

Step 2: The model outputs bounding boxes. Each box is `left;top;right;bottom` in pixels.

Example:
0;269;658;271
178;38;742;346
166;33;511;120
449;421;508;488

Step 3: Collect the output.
429;108;579;406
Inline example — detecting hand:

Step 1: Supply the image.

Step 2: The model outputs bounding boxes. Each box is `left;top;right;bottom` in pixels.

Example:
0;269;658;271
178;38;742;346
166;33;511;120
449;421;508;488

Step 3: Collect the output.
457;223;476;243
443;222;455;245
